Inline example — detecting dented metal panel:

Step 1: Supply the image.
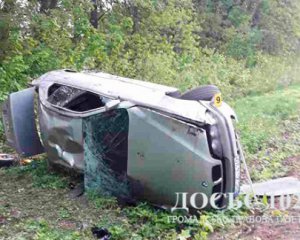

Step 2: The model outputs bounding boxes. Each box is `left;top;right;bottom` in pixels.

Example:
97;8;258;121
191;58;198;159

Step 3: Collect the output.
127;107;222;207
1;69;244;209
38;103;84;170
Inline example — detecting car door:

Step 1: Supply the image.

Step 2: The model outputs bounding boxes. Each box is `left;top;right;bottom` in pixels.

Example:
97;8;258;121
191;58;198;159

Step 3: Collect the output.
2;87;44;157
38;83;116;171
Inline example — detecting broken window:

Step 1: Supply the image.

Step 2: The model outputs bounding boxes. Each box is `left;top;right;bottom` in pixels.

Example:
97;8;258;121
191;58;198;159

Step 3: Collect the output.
47;84;110;112
83;109;130;198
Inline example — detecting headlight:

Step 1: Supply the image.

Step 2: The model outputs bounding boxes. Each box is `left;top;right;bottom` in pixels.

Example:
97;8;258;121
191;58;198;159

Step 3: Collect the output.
206;111;223;159
209;125;218;138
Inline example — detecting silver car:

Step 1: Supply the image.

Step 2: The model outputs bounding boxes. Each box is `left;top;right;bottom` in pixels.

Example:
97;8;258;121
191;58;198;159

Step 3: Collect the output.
2;69;242;209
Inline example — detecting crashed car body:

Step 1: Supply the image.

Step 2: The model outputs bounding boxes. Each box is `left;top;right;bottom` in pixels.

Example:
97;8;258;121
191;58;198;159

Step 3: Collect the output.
2;69;242;209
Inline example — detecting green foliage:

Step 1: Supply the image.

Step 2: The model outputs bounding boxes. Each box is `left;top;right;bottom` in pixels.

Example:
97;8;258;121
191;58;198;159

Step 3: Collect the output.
231;85;300;181
123;203;175;228
6;160;68;189
0;117;4;139
58;208;71;219
86;190;118;210
1;0;300;102
233;86;299;154
1;2;300;238
246;111;300;181
91;202;186;239
24;219;81;240
226;28;262;67
228;7;249;27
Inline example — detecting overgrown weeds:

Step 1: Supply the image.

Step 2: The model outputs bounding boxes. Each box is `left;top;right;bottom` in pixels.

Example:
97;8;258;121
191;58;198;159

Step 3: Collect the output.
5;159;68;189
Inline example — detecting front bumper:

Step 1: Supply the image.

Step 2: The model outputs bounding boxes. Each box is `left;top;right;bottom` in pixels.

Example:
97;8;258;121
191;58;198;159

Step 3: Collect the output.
202;101;242;203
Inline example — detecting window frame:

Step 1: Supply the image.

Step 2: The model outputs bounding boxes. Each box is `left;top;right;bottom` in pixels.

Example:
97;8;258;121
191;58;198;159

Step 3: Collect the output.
44;83;117;116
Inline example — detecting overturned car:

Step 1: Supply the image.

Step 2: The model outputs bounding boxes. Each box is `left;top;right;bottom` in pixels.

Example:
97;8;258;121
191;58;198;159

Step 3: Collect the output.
2;69;243;209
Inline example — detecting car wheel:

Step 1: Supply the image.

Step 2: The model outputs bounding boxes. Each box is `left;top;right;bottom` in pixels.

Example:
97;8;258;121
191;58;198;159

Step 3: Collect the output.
180;85;220;101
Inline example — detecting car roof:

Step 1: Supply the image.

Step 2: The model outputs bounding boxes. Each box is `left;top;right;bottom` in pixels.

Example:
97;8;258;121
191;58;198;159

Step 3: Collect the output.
33;69;178;97
33;69;208;123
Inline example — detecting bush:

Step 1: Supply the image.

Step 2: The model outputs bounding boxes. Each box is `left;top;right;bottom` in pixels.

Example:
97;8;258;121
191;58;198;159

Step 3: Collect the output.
1;0;300;102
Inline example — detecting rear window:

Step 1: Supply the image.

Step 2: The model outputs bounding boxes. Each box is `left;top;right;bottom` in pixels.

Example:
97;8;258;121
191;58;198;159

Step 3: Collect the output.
47;84;110;112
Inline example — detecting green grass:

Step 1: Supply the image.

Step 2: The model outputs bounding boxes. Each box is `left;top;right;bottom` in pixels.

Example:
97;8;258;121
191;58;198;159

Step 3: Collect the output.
21;219;82;240
5;159;68;189
1;86;300;239
0;160;241;239
86;190;119;210
233;85;300;180
233;85;300;154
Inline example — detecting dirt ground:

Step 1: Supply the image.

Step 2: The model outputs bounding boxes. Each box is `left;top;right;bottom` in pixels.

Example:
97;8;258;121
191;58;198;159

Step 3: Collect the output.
1;154;300;239
0;163;114;239
210;155;300;240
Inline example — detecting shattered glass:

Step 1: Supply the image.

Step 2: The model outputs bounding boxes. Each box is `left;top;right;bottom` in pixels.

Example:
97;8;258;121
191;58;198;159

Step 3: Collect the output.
83;109;131;198
47;85;85;107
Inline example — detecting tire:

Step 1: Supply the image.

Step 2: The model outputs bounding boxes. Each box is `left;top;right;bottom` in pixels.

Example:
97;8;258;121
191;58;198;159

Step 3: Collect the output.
180;85;220;101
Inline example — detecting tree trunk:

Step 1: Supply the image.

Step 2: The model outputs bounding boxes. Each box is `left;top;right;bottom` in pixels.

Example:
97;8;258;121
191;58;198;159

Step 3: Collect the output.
90;0;98;28
39;0;58;13
49;0;58;9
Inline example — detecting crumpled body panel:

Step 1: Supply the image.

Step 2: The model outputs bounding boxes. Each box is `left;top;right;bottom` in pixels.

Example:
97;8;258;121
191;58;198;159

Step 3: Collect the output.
38;103;84;170
1;69;243;209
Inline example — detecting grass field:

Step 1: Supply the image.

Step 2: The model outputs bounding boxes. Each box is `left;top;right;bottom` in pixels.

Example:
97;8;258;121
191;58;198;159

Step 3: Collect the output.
0;85;300;239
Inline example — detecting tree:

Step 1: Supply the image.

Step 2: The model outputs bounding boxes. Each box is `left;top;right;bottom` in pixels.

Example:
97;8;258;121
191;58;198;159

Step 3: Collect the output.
38;0;58;13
